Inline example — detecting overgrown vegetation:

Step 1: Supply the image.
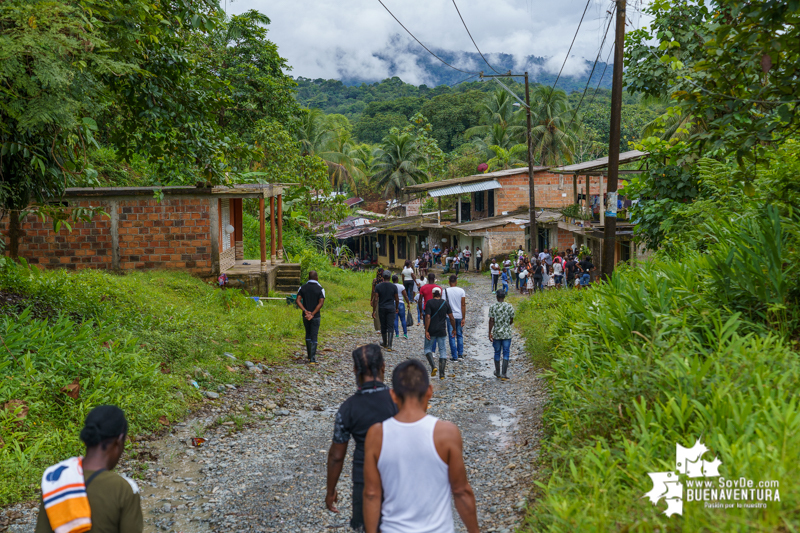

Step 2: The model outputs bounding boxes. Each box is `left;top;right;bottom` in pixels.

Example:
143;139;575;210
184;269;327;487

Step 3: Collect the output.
0;262;371;505
517;207;799;530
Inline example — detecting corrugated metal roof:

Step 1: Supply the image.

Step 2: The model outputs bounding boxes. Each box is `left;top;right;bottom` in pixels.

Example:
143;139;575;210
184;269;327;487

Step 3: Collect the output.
429;180;502;198
554;150;647;173
402;166;549;193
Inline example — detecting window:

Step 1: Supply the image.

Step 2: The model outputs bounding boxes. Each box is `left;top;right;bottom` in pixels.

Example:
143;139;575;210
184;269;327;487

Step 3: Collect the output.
378;233;387;256
397;236;407;259
474;191;484;212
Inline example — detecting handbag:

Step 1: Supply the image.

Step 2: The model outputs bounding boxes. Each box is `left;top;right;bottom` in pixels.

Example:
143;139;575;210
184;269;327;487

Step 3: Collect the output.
407;309;414;326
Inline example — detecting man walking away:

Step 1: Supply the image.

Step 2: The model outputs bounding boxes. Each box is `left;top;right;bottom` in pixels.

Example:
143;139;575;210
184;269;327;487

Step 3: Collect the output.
475;247;482;271
326;345;397;531
489;259;500;293
424;287;455;379
488;290;515;380
418;273;441;313
362;359;479;533
392;274;410;339
578;256;596;289
297;270;326;364
442;275;466;361
373;271;399;350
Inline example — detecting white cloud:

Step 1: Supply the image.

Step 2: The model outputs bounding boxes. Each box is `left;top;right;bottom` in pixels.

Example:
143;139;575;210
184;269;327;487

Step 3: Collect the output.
227;0;650;83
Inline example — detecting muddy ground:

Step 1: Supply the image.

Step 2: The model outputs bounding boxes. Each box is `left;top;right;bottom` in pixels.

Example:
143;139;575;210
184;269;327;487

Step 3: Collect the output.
2;273;548;533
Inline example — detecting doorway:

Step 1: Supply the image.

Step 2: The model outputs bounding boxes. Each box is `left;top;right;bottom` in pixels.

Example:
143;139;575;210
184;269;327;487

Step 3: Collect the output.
389;235;395;264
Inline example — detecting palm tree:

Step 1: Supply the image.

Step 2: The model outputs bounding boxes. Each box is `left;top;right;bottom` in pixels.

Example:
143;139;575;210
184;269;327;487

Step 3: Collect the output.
370;133;427;201
295;110;366;193
464;89;526;142
529;86;580;166
486;144;528;171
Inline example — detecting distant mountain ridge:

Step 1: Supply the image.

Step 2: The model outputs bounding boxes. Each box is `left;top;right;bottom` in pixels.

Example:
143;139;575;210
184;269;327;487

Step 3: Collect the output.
334;46;613;92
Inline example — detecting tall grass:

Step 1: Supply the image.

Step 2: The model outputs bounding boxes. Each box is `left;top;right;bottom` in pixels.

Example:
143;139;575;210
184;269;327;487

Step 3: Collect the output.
0;261;372;505
518;210;800;531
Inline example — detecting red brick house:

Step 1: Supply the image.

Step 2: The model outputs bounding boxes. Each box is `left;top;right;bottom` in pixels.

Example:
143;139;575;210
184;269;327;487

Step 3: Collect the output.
1;184;300;294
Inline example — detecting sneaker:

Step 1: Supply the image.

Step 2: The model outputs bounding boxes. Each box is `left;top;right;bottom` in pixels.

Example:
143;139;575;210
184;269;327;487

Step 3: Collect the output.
403;334;408;339
395;334;399;338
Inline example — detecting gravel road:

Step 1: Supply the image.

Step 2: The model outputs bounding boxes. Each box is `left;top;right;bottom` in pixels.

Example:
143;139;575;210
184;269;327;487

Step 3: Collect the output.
1;273;548;533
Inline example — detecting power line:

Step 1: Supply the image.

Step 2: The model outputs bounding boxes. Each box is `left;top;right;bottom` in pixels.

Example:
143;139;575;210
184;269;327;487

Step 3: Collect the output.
583;45;615;110
565;6;616;133
450;0;502;74
550;0;593;91
449;73;481;87
376;0;479;75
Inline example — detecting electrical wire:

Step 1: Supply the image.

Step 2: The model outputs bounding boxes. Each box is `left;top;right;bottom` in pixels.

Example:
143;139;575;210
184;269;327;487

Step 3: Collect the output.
449;73;481;87
376;0;480;75
582;45;614;111
550;0;593;91
565;6;616;132
450;0;503;74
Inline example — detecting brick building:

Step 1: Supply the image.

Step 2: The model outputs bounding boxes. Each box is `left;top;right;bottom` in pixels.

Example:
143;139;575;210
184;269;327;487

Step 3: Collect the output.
1;184;300;294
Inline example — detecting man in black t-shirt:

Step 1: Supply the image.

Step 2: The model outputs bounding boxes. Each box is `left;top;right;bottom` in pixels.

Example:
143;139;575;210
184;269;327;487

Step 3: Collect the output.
424;287;456;380
297;271;326;364
326;344;397;531
578;257;596;288
372;271;399;351
564;256;577;289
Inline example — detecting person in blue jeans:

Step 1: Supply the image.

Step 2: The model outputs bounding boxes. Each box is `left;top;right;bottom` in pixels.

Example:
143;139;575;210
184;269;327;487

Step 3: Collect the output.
500;267;510;294
488;290;515;380
392;274;410;339
423;287;456;379
442;275;466;361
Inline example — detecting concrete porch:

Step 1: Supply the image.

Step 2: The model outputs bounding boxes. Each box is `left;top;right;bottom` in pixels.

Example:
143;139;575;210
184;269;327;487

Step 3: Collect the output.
222;260;301;296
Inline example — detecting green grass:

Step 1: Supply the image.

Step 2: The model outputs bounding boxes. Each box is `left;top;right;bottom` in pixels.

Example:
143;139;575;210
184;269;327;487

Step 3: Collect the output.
0;261;372;505
515;216;800;532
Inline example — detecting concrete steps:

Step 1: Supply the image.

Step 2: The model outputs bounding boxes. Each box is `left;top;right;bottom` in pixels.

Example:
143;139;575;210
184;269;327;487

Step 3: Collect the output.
275;263;301;293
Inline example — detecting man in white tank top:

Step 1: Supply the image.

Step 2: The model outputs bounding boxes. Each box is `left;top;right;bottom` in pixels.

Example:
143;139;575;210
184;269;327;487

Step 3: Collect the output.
362;359;479;533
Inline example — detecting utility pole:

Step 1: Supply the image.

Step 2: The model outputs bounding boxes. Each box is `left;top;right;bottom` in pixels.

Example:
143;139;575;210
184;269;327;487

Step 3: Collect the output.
602;0;626;279
479;72;536;255
524;72;537;256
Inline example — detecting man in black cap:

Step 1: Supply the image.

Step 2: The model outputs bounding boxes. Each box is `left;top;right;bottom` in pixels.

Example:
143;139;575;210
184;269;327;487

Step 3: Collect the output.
297;270;326;364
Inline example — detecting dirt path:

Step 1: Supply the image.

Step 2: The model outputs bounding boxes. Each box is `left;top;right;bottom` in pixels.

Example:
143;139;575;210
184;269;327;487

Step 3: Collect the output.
3;273;548;533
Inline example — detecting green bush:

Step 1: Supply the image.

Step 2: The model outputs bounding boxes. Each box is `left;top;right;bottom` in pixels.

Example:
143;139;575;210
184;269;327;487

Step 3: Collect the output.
0;261;371;505
518;214;800;531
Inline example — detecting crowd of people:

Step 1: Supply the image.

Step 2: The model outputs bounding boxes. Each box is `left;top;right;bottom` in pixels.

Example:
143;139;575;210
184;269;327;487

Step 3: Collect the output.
487;247;596;295
414;245;482;274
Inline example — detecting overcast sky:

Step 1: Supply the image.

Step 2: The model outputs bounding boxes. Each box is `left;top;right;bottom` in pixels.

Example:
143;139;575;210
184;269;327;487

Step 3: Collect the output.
226;0;648;85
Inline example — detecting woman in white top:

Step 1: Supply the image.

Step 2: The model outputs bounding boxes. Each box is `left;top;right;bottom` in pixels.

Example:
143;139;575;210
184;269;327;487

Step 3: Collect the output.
401;260;416;297
489;260;500;293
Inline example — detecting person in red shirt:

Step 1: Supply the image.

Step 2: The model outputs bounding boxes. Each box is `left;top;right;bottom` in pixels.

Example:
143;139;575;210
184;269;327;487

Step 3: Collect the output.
418;273;441;312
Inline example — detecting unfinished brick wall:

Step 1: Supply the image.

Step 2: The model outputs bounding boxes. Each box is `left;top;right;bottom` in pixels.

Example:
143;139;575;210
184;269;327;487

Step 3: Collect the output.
481;225;526;260
117;198;212;271
2;197;214;274
0;201;114;270
470;171;626;220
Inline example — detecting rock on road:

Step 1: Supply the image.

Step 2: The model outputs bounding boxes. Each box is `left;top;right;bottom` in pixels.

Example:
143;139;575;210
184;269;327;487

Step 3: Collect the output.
2;273;548;533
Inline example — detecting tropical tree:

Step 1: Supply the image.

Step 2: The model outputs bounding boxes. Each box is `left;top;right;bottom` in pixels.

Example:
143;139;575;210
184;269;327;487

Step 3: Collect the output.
370;133;427;201
486;144;528;171
529;86;580;166
464;89;525;142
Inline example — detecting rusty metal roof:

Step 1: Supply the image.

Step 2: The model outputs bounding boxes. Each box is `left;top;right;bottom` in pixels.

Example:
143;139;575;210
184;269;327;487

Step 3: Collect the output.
402;166;550;194
553;150;647;174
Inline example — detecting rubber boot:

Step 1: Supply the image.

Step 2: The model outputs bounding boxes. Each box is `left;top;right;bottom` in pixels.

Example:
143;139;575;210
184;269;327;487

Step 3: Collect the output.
425;352;437;376
494;360;501;379
380;330;387;348
439;358;446;380
387;331;393;351
501;359;509;381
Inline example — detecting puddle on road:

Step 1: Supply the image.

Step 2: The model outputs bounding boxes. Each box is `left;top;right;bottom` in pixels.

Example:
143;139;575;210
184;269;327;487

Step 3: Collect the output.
469;305;497;378
488;405;519;449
